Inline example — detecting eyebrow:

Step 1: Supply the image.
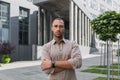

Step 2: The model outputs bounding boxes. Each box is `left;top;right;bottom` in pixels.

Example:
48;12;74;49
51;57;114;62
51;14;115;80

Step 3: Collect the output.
53;24;64;27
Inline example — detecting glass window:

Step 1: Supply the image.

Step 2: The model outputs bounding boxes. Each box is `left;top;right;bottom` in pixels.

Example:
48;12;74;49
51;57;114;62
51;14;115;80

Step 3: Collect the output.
113;1;118;10
19;7;29;45
90;0;98;10
100;4;106;13
2;4;8;11
27;0;33;2
0;4;1;10
0;1;9;42
2;28;8;42
102;0;106;1
106;0;112;6
90;13;96;18
0;29;2;41
83;0;87;8
119;5;120;12
2;22;8;28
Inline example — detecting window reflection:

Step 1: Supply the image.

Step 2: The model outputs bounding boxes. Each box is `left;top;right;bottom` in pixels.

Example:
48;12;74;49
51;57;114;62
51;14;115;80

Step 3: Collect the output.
90;0;98;10
100;4;106;13
19;7;29;45
0;1;9;42
106;0;112;6
113;1;118;10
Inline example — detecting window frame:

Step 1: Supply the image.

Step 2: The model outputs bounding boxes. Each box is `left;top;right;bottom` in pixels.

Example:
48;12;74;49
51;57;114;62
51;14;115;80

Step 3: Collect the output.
19;7;30;45
0;1;10;42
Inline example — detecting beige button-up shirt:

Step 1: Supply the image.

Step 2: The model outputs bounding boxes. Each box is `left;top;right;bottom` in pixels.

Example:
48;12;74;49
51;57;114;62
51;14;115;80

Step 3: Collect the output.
41;39;82;80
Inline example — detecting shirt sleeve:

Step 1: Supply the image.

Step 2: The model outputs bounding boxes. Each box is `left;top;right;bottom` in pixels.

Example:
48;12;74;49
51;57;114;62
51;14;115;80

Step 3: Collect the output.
41;44;54;75
68;41;82;69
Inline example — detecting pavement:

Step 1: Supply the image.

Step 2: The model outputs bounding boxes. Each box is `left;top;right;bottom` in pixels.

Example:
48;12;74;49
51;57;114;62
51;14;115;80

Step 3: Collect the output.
0;54;118;80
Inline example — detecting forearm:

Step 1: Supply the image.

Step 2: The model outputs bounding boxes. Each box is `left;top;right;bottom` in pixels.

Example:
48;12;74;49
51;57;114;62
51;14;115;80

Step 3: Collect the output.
54;67;64;73
55;61;73;69
43;68;54;75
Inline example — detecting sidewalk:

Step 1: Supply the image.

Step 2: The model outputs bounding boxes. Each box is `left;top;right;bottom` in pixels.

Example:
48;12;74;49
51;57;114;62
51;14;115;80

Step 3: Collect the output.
0;54;113;80
0;54;100;71
0;60;40;71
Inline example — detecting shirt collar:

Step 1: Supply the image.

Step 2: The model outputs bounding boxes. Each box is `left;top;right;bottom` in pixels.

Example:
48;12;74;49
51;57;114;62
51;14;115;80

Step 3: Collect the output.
51;38;66;45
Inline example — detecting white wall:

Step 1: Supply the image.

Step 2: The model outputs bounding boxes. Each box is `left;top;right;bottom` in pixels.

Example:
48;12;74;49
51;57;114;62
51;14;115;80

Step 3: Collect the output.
37;46;42;59
1;0;38;16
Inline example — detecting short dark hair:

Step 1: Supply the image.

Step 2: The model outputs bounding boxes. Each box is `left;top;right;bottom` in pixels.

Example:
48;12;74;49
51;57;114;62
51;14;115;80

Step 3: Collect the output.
52;18;64;24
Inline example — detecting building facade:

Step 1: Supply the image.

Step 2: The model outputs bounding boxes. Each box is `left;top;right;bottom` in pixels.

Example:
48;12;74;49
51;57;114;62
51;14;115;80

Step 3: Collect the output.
33;0;97;58
79;0;120;54
81;0;120;19
0;0;38;61
1;0;119;61
33;0;120;58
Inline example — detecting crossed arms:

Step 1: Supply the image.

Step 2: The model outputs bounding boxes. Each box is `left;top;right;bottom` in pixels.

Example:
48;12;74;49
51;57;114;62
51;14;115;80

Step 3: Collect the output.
40;42;82;74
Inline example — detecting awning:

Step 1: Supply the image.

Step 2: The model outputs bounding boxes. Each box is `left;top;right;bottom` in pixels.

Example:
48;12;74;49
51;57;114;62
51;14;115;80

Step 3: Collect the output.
33;0;69;21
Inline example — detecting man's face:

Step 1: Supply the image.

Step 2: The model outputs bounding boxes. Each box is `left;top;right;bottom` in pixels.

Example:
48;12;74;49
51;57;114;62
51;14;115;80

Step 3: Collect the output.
51;20;65;38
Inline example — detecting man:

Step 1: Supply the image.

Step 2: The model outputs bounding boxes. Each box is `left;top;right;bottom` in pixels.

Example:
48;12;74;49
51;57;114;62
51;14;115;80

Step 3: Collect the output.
40;18;82;80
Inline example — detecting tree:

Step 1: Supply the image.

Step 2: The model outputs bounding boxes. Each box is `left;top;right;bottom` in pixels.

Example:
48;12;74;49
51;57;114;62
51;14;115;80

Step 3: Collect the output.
91;11;120;80
91;11;120;42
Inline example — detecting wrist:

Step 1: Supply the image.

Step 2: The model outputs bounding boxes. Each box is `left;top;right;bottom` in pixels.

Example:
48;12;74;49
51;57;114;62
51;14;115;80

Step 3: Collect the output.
51;60;55;68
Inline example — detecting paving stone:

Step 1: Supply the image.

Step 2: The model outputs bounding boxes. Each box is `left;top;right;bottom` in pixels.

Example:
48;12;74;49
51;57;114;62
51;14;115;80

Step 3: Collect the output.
0;55;118;80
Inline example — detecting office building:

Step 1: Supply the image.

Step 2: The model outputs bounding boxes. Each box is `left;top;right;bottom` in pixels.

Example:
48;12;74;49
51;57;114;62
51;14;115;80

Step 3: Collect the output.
0;0;38;61
33;0;120;58
0;0;120;61
80;0;120;53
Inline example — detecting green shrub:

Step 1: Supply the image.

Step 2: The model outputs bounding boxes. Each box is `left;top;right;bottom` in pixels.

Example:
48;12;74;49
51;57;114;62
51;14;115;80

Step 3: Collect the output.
93;77;118;80
1;55;11;63
0;41;14;63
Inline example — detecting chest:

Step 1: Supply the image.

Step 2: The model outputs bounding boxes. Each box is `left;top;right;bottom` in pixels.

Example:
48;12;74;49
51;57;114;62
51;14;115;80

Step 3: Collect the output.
49;43;72;60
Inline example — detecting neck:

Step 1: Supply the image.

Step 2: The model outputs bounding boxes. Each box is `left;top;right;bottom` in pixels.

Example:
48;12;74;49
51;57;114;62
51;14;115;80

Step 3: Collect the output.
53;36;63;43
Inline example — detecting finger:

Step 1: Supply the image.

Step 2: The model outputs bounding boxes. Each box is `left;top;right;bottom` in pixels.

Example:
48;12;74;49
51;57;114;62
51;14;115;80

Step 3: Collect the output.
41;66;47;71
40;65;44;70
40;62;43;66
42;69;46;71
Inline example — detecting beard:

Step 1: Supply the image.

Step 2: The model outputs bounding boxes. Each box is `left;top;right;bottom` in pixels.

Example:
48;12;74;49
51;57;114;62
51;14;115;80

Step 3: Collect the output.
54;34;63;38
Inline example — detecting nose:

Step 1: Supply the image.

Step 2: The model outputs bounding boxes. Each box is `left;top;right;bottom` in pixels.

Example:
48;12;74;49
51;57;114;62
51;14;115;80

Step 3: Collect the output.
56;26;60;30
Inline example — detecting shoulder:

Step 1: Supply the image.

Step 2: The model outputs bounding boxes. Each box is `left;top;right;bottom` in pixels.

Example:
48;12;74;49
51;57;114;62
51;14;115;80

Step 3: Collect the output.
64;39;78;45
65;40;79;49
42;40;53;48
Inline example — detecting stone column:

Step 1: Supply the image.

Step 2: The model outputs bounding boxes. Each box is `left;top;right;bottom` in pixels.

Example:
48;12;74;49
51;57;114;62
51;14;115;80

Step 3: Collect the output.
85;16;87;46
38;7;42;45
50;14;53;40
43;10;47;44
82;12;85;46
89;22;92;47
69;0;74;41
87;18;90;46
79;10;82;45
75;5;78;43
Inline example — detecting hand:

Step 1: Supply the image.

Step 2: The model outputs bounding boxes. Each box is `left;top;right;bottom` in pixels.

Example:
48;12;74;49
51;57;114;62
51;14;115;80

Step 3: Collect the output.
41;59;51;71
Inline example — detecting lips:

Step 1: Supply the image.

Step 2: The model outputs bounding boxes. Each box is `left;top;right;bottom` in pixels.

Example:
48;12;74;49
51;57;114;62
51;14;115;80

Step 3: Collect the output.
56;32;61;35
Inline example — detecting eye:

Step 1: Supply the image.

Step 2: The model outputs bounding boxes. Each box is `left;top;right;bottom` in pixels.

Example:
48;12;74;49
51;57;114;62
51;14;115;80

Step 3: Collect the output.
59;25;64;28
54;25;57;27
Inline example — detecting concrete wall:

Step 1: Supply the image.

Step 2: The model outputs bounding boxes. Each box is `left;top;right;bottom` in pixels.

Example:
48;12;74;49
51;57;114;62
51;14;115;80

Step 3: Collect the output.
37;46;42;60
73;0;93;19
1;0;38;61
